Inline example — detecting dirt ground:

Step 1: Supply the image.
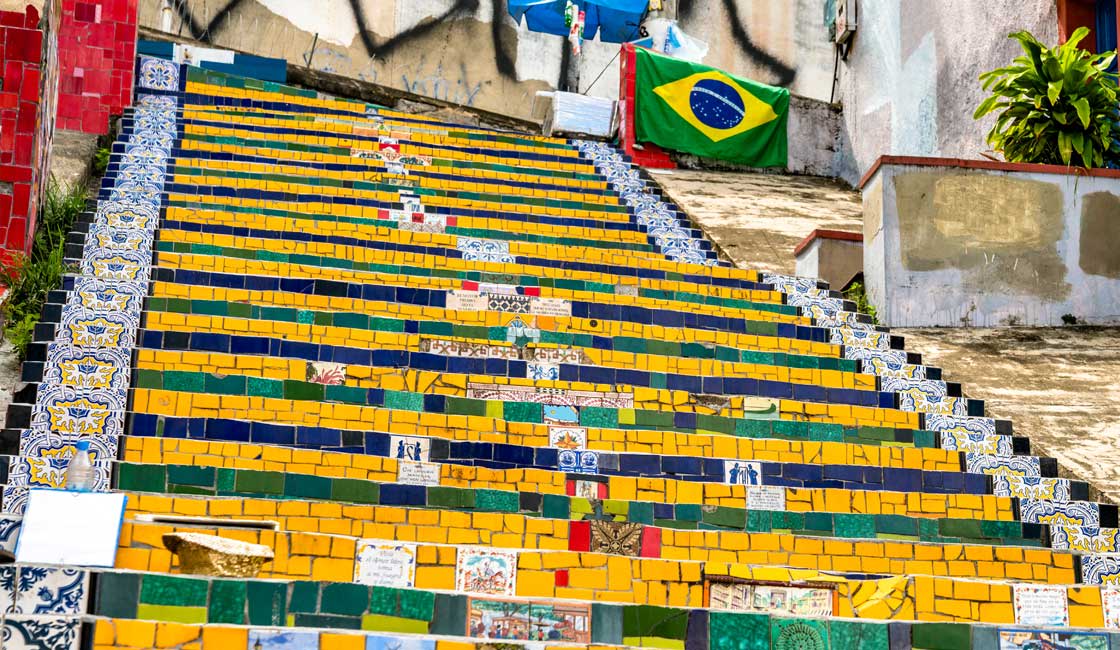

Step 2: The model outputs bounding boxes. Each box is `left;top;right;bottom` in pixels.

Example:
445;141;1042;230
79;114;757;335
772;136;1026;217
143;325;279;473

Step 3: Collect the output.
660;169;1120;502
901;326;1120;503
651;169;863;275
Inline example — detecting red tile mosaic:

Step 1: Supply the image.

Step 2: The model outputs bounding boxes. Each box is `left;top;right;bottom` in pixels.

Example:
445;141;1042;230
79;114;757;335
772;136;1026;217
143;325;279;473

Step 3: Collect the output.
56;0;137;134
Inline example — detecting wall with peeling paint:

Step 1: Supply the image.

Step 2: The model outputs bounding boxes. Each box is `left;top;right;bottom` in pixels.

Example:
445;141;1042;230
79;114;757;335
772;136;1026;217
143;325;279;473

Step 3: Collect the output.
834;0;1060;184
863;161;1120;327
137;0;838;122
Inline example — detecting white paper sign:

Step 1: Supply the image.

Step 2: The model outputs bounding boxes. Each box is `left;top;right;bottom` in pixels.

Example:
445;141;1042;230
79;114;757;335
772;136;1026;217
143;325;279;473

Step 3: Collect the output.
355;540;417;587
1012;584;1069;626
397;461;441;486
16;489;127;567
747;485;786;511
1104;587;1120;629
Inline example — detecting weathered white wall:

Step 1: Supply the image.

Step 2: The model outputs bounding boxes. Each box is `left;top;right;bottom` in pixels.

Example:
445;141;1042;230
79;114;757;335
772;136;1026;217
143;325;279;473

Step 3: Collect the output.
139;0;623;118
834;0;1059;184
139;0;839;121
864;161;1120;327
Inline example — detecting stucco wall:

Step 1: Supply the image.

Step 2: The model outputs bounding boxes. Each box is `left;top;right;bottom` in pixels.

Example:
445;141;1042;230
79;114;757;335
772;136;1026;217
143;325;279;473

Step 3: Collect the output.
138;0;838;121
139;0;620;119
834;0;1059;184
864;161;1120;327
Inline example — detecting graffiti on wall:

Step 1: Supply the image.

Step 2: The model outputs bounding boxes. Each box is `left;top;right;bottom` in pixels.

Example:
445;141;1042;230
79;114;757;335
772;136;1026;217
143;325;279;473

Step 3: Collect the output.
162;0;527;107
678;0;798;86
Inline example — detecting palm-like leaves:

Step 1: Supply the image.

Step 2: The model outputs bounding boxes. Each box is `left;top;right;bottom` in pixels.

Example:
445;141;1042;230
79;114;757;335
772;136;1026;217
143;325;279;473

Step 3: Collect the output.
974;27;1120;168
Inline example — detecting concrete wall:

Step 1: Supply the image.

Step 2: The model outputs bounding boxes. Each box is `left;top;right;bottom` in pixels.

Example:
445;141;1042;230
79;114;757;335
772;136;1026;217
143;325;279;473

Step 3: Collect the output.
863;159;1120;327
139;0;617;119
137;0;838;121
834;0;1059;184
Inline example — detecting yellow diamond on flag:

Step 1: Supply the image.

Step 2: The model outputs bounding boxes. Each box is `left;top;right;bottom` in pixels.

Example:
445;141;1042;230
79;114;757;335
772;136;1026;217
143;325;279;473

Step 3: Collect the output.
652;70;780;143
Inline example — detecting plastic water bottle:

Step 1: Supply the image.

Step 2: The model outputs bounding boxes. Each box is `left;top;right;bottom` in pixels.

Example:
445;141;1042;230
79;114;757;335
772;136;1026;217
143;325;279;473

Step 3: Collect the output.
64;440;96;492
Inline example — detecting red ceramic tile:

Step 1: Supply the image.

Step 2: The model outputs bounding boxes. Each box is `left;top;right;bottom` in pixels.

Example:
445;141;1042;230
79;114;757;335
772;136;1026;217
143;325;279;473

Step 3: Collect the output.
19;67;37;102
554;569;569;587
568;521;591;552
0;165;31;183
639;526;662;558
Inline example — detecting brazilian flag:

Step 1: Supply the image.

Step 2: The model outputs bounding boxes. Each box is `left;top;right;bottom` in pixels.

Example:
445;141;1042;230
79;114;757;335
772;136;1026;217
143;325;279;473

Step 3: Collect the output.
634;47;789;167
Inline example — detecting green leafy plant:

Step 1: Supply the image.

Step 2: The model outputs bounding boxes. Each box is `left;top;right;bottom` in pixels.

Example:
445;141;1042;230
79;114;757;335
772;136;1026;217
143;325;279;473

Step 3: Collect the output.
0;179;85;359
974;27;1120;168
843;281;878;325
92;147;111;176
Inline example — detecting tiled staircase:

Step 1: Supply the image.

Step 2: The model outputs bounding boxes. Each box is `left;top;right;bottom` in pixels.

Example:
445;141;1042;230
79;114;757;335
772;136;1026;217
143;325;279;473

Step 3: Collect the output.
3;56;1119;649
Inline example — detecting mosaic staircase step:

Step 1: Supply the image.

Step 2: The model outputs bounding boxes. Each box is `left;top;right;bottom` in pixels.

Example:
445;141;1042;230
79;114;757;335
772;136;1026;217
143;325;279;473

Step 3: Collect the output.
112;513;1082;587
7;56;1115;648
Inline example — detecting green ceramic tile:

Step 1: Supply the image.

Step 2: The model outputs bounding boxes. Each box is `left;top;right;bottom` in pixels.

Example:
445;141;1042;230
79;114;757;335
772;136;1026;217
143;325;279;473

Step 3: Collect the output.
321;583;370;616
95;572;140;619
167;464;215;488
140;574;208;607
830;620;889;650
911;622;971;650
288;581;320;614
208;580;246;625
771;617;829;649
475;489;519;512
235;469;285;495
285;473;332;500
710;612;770;650
116;463;167;493
246;581;287;626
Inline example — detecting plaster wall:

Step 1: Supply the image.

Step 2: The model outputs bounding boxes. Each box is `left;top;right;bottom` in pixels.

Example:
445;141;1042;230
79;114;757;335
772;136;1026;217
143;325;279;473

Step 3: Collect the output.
137;0;621;119
834;0;1059;185
864;162;1120;327
137;0;841;122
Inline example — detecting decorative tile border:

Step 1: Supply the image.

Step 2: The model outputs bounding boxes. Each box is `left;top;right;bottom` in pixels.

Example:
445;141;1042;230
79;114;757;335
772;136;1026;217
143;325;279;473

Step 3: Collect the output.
2;92;178;514
574;140;715;266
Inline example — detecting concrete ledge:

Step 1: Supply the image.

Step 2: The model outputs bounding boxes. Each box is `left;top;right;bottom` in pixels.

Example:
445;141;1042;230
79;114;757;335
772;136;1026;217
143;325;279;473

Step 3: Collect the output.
859;154;1120;189
794;229;863;291
862;156;1120;327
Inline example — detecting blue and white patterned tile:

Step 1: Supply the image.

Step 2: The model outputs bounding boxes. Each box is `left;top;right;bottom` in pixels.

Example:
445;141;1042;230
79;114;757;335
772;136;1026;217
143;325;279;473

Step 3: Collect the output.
992;475;1070;501
939;430;1013;455
85;225;154;255
18;427;119;463
1019;498;1100;526
79;249;152;283
1081;555;1120;585
5;567;88;615
94;201;160;231
106;175;163;201
864;357;925;380
844;345;906;366
0;486;29;515
57;310;139;348
892;380;964;415
137;93;178;108
830;326;891;350
1050;525;1120;553
6;455;111;492
41;345;131;391
761;272;821;295
457;237;514;263
0;515;21;554
926;414;997;436
527;362;560;381
0;615;80;650
30;395;122;438
34;384;126;414
965;453;1041;477
138;55;180;91
559;449;598;474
